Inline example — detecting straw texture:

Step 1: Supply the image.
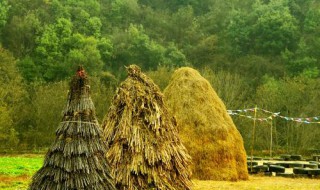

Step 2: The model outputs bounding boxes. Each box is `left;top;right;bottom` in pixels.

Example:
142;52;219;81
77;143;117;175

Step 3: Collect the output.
102;65;192;190
29;67;116;190
163;67;249;181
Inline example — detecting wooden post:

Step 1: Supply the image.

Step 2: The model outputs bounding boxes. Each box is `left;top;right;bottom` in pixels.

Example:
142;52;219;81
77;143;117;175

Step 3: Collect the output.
274;119;278;157
250;106;257;172
270;117;273;158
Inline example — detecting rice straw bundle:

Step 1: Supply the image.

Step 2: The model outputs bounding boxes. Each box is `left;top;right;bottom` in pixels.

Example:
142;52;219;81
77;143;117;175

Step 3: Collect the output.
102;65;192;190
29;66;116;190
163;67;248;181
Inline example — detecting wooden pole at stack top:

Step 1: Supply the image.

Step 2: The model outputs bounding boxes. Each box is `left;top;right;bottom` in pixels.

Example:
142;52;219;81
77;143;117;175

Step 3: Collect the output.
250;106;257;172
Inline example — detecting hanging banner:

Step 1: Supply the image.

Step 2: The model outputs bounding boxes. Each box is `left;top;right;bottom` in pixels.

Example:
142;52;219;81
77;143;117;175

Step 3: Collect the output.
227;108;320;124
228;111;272;122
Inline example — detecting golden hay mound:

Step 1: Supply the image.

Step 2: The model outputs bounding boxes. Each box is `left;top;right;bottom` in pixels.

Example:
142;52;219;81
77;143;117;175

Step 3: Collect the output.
102;65;192;190
163;67;249;181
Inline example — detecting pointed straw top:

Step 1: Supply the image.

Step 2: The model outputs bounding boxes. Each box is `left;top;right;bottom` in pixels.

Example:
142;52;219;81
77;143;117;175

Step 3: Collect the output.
126;64;142;77
69;65;89;98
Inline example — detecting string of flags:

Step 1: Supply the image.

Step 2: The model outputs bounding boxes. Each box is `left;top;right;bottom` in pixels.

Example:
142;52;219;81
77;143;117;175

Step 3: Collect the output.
227;108;320;124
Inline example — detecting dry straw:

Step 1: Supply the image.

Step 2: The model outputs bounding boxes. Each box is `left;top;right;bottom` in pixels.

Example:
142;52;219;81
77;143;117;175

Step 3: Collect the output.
163;67;249;181
29;66;116;190
102;65;192;190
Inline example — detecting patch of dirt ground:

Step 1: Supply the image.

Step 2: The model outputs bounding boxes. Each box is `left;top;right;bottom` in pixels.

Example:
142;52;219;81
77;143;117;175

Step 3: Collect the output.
0;175;30;189
193;176;320;190
1;175;320;190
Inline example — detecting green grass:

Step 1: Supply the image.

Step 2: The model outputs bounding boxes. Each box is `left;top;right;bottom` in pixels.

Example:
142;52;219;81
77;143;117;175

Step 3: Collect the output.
0;155;43;176
0;155;43;190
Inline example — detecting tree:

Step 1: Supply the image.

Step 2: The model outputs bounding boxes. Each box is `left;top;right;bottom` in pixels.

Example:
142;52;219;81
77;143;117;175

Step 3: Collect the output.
98;37;114;68
25;82;67;148
34;21;67;81
2;12;41;58
0;106;18;150
112;24;163;70
304;6;320;33
147;66;174;90
0;48;26;150
226;0;300;56
66;34;103;76
199;0;254;34
112;24;189;71
252;0;299;55
187;35;218;67
30;18;104;82
85;17;102;38
163;42;188;67
66;0;101;18
288;0;313;25
282;38;318;78
0;0;9;27
48;0;70;21
255;76;320;154
168;6;199;46
202;68;252;109
0;0;10;42
109;0;140;28
226;10;253;56
229;55;285;86
302;4;320;64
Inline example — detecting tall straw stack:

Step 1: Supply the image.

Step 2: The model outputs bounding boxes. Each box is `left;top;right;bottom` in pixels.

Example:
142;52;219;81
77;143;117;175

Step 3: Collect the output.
29;66;116;190
102;65;192;190
163;67;248;181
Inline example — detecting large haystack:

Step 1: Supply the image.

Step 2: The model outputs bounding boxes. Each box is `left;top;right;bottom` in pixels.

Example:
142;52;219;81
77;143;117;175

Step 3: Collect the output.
29;67;116;190
163;67;248;181
102;65;192;190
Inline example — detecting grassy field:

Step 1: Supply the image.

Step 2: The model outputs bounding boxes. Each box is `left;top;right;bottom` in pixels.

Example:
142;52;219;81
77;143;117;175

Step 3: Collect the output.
0;155;43;190
1;155;320;190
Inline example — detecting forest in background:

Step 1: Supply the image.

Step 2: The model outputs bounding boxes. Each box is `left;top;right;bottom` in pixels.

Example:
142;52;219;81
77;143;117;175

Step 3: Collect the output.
0;0;319;155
